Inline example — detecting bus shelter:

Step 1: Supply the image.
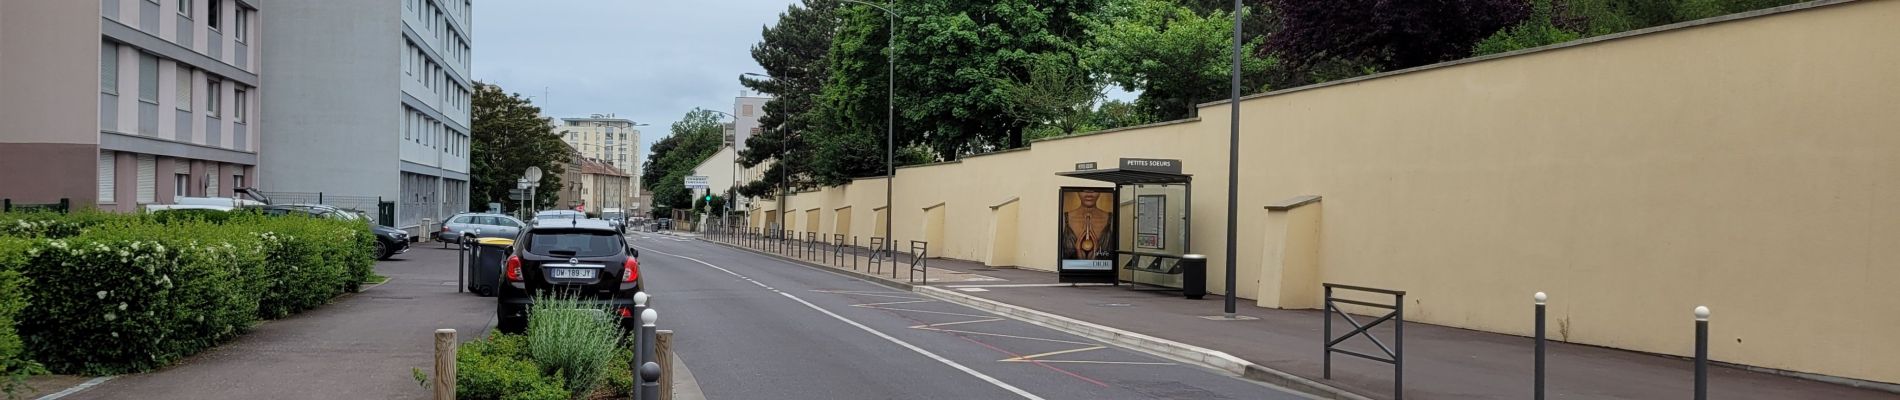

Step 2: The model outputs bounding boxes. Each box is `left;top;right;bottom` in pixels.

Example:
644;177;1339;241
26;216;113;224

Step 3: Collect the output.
1053;158;1194;290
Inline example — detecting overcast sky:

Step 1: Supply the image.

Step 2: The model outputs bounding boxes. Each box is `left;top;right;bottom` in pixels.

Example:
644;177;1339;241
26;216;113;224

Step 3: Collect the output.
473;0;792;165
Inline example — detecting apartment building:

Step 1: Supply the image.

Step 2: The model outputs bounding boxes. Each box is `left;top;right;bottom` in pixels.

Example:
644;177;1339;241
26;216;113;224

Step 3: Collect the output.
0;0;261;211
555;115;642;176
260;0;473;233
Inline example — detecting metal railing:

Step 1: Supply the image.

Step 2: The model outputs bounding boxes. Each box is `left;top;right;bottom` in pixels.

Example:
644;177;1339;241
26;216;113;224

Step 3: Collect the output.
867;237;887;275
908;241;929;284
1324;283;1406;400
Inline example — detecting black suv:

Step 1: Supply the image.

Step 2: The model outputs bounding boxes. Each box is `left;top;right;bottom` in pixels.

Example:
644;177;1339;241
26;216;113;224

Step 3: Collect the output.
496;218;642;333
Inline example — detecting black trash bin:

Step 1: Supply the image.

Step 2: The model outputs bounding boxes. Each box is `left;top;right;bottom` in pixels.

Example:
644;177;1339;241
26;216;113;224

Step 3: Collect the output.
466;238;515;297
1180;254;1208;300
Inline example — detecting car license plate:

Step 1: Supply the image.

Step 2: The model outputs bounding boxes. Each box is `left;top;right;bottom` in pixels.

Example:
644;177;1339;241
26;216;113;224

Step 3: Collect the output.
550;268;595;279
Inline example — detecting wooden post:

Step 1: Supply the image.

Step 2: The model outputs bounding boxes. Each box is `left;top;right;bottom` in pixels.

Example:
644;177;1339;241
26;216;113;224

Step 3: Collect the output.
657;330;674;400
434;329;456;400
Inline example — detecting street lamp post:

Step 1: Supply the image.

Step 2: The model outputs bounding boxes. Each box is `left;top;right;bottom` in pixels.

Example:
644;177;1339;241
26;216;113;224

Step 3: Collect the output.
1223;0;1243;318
838;0;896;257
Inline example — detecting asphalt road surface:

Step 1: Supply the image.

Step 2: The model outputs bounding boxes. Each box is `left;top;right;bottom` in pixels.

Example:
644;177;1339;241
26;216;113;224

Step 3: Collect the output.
630;232;1308;400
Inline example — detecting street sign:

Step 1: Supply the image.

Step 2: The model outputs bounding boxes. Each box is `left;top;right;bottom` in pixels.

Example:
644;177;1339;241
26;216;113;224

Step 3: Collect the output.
1119;158;1182;174
684;176;711;189
508;189;529;201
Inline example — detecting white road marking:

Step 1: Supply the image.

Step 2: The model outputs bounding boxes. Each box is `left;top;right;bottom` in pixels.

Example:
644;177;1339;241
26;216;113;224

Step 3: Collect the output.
644;248;1047;400
957;287;990;292
945;283;1114;288
35;376;113;400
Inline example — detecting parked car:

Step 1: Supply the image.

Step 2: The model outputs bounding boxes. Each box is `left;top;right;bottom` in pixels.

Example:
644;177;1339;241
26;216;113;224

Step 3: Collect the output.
438;213;526;244
247;204;410;260
532;209;585;222
495;218;642;333
600;208;627;234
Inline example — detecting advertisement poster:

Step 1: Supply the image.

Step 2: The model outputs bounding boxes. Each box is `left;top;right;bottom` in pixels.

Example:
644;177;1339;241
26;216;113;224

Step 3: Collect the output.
1135;195;1166;249
1058;187;1118;283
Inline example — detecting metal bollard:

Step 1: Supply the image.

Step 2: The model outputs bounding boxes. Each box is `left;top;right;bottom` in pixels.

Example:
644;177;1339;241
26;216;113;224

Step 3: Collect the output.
1695;306;1709;400
638;361;662;400
1534;292;1546;400
632;292;649;375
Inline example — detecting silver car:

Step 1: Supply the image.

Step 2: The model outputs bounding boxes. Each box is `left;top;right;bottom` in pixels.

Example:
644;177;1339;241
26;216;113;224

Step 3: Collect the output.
438;213;526;243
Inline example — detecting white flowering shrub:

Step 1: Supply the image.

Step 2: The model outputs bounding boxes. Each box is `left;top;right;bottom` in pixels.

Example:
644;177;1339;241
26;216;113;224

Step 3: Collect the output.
1;211;374;375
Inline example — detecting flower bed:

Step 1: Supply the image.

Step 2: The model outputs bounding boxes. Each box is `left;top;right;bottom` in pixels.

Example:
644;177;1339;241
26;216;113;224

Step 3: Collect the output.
445;295;634;400
0;211;375;376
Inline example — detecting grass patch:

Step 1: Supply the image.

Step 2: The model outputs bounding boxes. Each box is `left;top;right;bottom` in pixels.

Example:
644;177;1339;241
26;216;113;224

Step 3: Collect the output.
364;273;389;285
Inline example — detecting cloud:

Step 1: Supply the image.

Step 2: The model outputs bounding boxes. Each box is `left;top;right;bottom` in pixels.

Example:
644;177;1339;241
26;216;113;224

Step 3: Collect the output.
474;0;789;171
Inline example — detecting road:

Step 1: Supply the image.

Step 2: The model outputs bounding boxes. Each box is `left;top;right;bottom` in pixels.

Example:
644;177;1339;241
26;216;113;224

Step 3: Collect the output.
631;232;1308;400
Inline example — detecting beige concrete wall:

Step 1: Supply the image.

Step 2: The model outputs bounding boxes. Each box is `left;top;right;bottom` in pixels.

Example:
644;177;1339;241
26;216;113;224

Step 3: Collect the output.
759;0;1898;383
1217;1;1900;383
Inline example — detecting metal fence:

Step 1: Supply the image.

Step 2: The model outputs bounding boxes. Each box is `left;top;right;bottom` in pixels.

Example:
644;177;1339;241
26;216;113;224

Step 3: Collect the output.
1324;283;1406;400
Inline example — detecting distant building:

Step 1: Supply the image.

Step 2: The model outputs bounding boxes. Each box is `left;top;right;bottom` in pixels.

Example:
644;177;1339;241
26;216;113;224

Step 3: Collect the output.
259;0;474;234
580;159;632;214
555;115;642;181
732;96;768;153
0;0;263;211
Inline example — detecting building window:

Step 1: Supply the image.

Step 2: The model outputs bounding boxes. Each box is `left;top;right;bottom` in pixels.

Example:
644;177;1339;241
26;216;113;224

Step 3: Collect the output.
233;174;245;189
101;44;118;94
138;53;160;103
742;104;754;116
233;88;247;122
175;65;192;111
175;174;190;197
136;155;156;204
179;0;192;17
207;0;221;30
207;79;222;117
234;9;248;42
98;152;117;204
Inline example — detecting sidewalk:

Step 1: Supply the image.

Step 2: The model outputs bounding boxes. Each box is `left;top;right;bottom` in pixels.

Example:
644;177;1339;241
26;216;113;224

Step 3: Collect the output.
57;246;495;400
701;234;1897;400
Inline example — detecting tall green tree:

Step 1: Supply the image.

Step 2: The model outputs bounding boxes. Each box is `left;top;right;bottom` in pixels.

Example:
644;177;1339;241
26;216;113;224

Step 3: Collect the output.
641;109;725;217
738;0;841;199
1091;0;1275;120
470;82;569;212
830;0;1106;158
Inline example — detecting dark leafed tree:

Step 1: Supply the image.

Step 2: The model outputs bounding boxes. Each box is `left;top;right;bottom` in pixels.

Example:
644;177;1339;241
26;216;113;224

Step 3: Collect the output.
469;82;569;212
1263;0;1528;86
737;0;840;198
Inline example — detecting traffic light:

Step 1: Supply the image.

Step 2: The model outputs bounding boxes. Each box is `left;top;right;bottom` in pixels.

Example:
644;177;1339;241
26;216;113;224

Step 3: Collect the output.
704;195;713;202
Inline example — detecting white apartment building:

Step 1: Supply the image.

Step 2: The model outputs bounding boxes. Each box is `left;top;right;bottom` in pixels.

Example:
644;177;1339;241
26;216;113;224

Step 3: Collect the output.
261;0;473;234
0;0;262;211
556;115;643;176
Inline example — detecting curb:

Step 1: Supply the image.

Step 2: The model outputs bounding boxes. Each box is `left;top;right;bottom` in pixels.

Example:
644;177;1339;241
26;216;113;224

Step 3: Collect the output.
915;286;1372;400
698;238;915;291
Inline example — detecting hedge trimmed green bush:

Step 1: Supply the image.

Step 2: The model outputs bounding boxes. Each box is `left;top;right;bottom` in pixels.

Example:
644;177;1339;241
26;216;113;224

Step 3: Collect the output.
0;237;46;400
0;211;376;375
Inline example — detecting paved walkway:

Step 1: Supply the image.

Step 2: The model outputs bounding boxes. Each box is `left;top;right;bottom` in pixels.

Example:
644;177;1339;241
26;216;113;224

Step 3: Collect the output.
702;233;1899;400
62;246;494;400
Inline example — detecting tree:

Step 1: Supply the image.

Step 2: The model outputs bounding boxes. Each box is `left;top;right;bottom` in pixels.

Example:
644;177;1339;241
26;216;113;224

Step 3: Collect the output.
1091;0;1275;120
1263;0;1528;86
1475;0;1809;56
641;109;725;217
1473;0;1581;56
877;0;1107;156
738;0;840;198
469;82;570;212
1000;54;1102;141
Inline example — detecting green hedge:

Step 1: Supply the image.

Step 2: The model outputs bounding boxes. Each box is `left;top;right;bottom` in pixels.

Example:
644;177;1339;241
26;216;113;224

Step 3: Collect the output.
0;237;46;399
0;211;375;375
